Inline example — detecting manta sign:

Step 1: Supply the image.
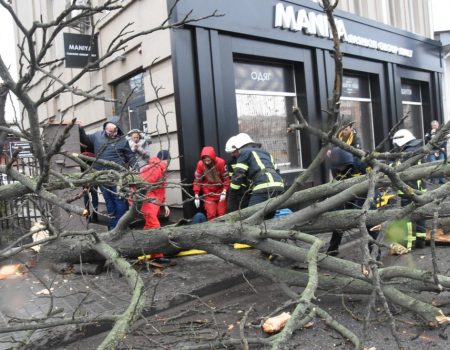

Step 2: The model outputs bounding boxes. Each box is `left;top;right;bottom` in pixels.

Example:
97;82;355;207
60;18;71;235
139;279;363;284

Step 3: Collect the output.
274;3;413;58
63;33;99;68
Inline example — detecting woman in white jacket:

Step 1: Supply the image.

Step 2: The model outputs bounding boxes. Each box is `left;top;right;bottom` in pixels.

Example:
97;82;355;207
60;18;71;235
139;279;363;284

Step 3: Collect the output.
127;129;152;169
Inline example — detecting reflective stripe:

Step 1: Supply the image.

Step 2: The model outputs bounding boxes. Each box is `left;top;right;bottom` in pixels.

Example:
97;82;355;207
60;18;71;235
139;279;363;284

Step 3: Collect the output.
252;151;265;170
406;222;414;251
235;163;249;171
416;232;427;238
253;182;284;191
230;183;241;190
252;151;278;186
270;154;278;170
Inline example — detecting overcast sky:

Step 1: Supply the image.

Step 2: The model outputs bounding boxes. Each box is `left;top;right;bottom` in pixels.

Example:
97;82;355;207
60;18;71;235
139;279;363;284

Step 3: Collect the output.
0;5;18;120
432;0;450;32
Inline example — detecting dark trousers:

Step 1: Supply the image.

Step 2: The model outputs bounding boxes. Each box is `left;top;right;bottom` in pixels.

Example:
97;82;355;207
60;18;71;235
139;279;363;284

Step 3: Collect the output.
327;199;379;258
100;185;128;230
427;151;446;184
248;189;283;207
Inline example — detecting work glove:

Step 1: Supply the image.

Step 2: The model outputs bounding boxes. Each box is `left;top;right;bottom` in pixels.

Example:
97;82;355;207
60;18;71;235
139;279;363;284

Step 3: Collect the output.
219;190;226;202
194;194;200;208
389;242;408;255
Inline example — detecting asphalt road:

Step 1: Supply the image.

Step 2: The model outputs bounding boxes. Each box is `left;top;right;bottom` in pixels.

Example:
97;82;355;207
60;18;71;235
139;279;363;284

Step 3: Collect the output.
1;237;450;349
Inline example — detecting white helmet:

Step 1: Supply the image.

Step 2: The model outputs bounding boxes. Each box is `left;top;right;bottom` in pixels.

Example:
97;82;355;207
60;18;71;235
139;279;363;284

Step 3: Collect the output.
233;133;254;149
392;129;415;147
225;136;237;153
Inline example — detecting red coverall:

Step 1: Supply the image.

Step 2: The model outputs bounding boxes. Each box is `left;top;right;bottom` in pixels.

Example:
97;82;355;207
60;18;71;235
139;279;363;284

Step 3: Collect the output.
193;146;230;220
140;157;167;258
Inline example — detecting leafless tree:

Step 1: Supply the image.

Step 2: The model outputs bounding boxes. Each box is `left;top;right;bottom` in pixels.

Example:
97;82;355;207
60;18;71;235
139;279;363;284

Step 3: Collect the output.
1;0;450;349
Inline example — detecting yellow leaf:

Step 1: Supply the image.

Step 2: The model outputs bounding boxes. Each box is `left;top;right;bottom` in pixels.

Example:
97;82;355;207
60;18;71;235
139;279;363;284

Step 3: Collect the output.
436;311;450;325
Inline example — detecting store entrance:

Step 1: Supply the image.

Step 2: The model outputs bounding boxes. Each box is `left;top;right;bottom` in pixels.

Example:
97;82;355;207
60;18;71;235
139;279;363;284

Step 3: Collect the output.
234;60;302;172
401;80;424;140
340;74;375;151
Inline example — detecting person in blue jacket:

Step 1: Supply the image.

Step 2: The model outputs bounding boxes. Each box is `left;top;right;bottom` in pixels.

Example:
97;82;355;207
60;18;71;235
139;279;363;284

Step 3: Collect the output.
79;116;137;230
226;133;284;209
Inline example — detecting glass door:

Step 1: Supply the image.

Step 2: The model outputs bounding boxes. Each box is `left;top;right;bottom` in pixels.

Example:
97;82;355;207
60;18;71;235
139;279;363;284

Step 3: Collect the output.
340;74;375;151
234;60;301;171
401;80;424;140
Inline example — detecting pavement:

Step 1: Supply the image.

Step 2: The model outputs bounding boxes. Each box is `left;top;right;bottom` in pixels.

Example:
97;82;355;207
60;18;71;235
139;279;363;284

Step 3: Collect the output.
0;245;254;349
1;227;450;349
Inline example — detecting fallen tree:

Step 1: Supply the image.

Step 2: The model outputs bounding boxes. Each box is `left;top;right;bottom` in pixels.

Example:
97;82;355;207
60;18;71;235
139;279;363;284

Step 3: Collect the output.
1;1;450;349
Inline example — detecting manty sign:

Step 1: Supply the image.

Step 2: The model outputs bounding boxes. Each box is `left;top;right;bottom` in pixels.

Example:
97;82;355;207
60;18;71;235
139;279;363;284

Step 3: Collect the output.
9;141;32;158
63;33;99;68
274;3;413;58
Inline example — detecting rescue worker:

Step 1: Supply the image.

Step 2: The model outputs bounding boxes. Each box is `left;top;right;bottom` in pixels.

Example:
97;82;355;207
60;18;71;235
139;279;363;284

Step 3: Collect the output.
326;116;368;256
227;133;284;208
225;135;250;212
193;146;230;221
139;150;171;263
391;129;427;250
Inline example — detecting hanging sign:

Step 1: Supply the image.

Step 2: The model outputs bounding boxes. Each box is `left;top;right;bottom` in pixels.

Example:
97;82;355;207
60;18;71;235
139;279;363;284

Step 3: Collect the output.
9;141;32;158
63;33;99;68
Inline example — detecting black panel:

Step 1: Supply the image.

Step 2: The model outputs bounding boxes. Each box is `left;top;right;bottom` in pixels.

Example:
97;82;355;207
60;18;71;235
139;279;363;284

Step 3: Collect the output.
173;0;442;71
171;28;203;217
195;28;219;148
211;33;237;156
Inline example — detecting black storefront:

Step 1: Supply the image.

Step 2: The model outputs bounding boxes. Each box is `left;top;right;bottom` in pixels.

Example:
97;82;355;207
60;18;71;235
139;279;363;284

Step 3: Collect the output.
168;0;443;216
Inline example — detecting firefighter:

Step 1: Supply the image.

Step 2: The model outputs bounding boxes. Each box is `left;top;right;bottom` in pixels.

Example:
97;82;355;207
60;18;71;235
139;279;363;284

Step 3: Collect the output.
391;129;427;250
226;133;284;208
225;135;250;212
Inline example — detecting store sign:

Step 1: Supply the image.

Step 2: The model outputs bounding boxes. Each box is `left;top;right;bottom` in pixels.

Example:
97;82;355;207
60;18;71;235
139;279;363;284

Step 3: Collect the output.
401;83;421;102
234;62;294;92
274;3;413;58
63;33;99;68
9;141;32;158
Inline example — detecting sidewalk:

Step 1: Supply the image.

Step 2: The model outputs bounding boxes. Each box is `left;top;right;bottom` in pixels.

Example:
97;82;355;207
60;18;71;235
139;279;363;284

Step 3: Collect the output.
2;232;450;349
0;249;253;349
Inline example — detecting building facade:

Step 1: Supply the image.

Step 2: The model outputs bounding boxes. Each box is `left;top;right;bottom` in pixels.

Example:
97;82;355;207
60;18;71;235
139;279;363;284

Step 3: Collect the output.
11;0;443;217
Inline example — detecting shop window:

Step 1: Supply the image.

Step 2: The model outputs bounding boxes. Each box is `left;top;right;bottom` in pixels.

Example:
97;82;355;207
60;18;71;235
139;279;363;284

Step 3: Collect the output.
66;0;91;33
401;80;424;140
113;71;147;133
340;74;375;151
234;60;301;171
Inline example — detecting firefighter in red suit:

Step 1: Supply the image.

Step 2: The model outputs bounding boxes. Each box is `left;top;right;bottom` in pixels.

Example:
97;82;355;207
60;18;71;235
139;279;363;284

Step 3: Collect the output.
193;146;230;220
140;150;170;260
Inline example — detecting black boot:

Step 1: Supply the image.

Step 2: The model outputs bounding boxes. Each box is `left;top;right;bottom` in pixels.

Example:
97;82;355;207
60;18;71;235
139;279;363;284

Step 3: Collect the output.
415;237;426;249
327;231;343;256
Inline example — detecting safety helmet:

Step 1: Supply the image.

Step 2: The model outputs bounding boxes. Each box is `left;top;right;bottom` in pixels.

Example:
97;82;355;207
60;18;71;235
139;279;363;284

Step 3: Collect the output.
232;133;254;149
225;136;237;153
392;129;415;148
